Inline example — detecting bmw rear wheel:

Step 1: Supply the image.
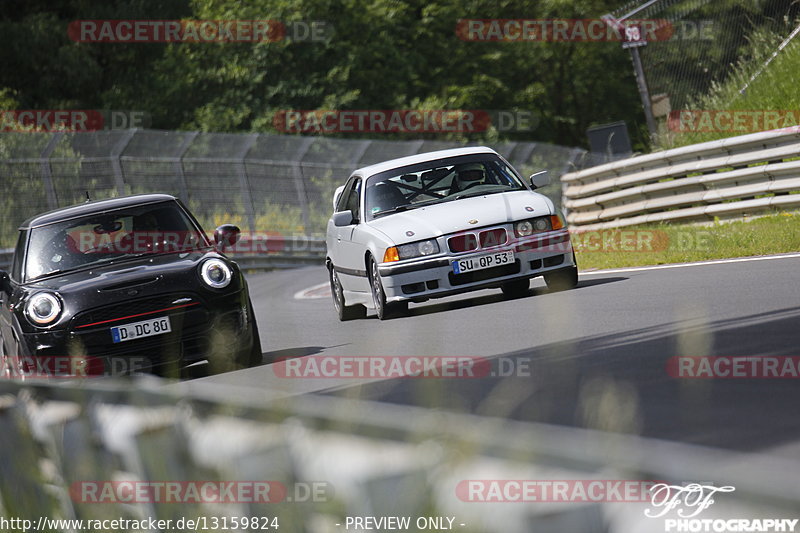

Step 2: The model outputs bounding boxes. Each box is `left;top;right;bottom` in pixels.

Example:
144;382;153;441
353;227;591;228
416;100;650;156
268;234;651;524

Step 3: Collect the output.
329;265;367;321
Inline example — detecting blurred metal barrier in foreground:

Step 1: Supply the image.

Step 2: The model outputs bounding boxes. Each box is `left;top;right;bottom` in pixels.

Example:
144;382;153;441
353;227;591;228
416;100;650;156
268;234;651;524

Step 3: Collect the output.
562;128;800;229
0;378;798;533
0;130;586;249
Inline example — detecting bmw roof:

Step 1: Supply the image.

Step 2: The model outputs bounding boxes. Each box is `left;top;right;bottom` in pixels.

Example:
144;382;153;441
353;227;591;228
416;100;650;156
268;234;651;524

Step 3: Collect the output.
20;193;179;229
351;146;498;178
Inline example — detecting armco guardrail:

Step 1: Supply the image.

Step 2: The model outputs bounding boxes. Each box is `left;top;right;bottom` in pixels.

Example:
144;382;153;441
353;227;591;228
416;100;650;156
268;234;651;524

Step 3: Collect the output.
562;128;800;229
0;237;326;273
231;236;326;269
1;378;799;532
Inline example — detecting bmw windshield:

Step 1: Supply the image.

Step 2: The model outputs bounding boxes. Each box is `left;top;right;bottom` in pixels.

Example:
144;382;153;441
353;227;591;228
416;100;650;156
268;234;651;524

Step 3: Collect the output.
365;155;527;220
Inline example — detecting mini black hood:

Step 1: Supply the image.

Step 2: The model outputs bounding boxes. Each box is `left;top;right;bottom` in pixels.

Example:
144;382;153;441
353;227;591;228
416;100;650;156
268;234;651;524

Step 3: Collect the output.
15;250;242;332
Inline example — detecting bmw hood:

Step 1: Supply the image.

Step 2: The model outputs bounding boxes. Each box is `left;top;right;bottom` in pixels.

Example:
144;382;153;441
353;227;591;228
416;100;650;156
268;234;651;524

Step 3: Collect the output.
367;191;555;244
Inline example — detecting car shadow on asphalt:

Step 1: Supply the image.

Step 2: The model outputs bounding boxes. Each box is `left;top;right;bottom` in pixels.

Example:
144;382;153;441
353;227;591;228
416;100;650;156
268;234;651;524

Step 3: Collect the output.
401;276;628;318
181;346;328;379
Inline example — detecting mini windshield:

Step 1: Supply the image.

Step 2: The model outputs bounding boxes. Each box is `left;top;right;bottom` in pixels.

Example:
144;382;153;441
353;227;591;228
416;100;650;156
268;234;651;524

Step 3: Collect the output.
24;201;208;281
364;155;527;220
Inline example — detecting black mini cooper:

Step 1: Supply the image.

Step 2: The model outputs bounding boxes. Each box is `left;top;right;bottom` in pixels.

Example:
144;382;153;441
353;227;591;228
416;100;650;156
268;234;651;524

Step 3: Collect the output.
0;194;262;378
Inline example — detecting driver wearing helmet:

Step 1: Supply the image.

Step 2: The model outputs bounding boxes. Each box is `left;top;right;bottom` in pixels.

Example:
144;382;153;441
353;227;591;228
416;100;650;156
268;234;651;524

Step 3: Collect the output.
450;162;486;194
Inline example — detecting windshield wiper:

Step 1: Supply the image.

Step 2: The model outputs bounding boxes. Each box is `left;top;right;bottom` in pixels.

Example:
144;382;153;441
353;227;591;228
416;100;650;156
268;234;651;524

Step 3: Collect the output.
30;269;67;281
452;189;510;201
372;204;419;218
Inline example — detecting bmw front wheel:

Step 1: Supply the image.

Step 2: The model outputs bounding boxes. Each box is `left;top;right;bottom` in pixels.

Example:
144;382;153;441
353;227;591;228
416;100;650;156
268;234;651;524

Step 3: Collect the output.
369;257;407;320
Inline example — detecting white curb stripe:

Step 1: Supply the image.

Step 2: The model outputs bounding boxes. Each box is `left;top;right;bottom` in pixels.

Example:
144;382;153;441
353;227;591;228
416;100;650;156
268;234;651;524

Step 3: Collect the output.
579;252;800;275
294;282;331;300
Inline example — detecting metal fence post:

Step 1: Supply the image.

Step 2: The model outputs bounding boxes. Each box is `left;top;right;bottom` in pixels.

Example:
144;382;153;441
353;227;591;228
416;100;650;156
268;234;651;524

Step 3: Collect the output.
560;147;587;220
110;129;137;196
351;139;373;167
39;132;64;209
408;140;425;155
173;131;198;202
236;134;259;234
292;137;316;232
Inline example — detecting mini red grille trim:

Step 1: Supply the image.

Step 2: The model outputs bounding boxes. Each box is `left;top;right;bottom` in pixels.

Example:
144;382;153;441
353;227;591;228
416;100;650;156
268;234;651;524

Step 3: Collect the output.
75;302;200;329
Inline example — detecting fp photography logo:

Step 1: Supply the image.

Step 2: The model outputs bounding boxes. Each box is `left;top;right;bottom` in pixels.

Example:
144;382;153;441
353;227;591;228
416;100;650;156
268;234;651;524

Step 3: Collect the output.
645;483;799;532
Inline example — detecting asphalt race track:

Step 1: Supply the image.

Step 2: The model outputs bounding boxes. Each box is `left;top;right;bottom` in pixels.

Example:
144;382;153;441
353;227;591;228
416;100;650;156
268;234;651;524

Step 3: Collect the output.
177;253;800;453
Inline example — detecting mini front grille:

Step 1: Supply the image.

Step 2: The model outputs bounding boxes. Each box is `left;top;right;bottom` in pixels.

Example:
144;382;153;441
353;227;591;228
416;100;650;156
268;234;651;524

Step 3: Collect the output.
71;293;199;329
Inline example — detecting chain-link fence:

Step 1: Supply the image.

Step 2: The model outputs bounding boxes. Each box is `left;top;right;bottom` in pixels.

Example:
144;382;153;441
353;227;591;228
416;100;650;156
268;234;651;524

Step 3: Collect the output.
0;129;586;249
609;0;800;126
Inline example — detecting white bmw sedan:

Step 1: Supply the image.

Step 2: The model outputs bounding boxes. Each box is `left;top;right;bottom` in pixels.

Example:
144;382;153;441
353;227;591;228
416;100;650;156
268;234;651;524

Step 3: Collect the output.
325;146;578;320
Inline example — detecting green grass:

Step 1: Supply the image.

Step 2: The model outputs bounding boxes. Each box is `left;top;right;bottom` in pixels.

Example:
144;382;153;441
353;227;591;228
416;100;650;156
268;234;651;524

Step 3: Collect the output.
575;212;800;271
658;27;800;149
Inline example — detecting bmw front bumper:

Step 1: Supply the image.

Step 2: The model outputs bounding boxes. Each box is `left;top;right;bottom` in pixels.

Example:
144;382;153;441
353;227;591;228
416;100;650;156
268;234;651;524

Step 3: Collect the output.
377;229;575;302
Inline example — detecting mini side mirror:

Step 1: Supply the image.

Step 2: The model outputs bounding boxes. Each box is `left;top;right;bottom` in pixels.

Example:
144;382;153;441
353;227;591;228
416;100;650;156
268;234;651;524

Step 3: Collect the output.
529;170;550;189
332;210;356;227
214;224;241;251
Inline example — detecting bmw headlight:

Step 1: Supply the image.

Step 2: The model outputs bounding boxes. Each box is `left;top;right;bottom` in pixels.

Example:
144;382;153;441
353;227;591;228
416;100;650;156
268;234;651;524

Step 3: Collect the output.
26;292;62;326
515;220;534;237
515;216;552;237
200;258;232;288
396;239;440;260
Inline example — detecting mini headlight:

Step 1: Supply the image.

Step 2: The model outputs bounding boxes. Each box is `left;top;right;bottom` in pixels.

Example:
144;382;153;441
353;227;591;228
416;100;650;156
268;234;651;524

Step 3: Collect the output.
397;239;440;260
200;258;232;288
26;292;62;326
515;220;534;237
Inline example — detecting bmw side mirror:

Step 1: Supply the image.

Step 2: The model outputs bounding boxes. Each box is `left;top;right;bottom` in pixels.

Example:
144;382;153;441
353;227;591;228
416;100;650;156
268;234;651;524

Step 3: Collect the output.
332;211;356;227
529;170;550;189
333;185;345;211
214;224;241;251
